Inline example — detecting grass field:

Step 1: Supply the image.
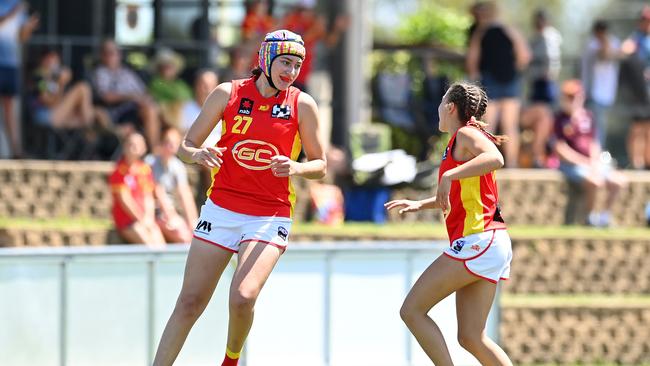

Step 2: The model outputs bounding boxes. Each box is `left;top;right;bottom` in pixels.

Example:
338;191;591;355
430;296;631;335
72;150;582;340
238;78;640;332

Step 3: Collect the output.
2;217;650;240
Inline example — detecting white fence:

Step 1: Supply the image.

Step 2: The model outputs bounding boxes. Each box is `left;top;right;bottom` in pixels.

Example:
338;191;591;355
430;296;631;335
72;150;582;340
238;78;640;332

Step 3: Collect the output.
0;241;500;366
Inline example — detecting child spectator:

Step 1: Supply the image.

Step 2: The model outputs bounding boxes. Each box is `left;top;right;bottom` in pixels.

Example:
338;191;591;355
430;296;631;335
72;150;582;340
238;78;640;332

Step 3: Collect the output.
109;132;165;246
145;127;197;243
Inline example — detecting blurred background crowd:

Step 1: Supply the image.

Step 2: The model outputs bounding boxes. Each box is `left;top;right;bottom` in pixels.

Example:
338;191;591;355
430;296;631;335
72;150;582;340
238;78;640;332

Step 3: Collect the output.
2;0;650;241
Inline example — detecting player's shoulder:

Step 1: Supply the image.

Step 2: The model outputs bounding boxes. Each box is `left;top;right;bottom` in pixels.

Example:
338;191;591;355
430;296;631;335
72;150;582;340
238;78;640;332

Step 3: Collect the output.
457;125;486;140
297;90;317;108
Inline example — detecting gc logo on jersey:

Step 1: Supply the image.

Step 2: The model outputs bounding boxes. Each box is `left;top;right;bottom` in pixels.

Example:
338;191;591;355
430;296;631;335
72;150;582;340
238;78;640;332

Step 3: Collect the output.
271;104;291;119
232;139;280;170
238;98;254;115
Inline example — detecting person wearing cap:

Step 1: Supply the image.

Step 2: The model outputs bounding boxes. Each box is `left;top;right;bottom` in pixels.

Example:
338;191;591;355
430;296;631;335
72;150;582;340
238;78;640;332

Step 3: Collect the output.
0;0;38;158
552;79;627;227
148;47;193;127
152;30;326;366
621;6;650;169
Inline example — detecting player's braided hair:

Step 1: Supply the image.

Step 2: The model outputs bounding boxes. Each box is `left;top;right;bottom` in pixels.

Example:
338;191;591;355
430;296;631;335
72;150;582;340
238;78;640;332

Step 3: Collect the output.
446;82;507;145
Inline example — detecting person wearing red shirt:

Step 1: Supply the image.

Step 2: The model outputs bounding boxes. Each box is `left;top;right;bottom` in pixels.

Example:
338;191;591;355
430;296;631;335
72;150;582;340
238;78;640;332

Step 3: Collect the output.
386;82;513;365
109;132;165;246
281;0;348;91
152;30;326;366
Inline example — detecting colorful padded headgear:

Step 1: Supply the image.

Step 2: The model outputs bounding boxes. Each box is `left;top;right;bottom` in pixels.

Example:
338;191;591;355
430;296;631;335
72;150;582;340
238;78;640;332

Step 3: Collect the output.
258;30;306;78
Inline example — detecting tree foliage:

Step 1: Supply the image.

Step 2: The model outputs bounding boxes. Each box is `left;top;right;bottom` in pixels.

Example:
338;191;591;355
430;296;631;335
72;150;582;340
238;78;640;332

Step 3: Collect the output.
397;3;471;50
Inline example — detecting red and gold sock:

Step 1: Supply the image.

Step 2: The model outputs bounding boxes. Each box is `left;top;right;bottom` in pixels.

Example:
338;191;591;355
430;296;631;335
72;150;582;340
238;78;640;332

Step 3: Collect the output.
221;348;240;366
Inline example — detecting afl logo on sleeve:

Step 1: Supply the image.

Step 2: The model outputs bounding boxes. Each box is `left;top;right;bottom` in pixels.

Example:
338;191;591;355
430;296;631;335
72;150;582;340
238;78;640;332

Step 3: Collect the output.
238;98;254;115
442;146;449;161
271;104;291;119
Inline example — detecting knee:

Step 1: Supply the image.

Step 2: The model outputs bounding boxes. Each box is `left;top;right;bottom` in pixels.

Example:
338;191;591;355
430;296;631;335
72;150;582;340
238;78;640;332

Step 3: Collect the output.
230;289;257;316
399;301;419;326
457;330;485;354
175;292;209;320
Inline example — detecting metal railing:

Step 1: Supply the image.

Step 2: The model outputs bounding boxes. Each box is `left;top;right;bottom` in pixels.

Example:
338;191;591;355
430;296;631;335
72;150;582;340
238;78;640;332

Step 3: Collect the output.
0;241;500;366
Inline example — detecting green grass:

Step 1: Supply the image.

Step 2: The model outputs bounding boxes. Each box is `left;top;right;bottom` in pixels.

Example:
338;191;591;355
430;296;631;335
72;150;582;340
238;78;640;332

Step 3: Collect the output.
292;222;650;240
1;218;650;239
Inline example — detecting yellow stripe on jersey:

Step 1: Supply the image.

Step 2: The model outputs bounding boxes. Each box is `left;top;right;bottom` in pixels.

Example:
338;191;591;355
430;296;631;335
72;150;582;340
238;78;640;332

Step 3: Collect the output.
459;176;485;237
205;119;228;198
287;131;302;217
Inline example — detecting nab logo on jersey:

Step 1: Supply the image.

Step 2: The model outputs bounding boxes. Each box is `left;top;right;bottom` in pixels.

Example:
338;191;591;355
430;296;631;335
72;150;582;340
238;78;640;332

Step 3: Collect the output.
271;104;291;119
232;139;280;170
238;98;254;115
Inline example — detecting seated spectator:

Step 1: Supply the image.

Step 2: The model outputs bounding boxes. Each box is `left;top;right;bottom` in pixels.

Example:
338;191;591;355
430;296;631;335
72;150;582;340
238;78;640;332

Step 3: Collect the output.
93;39;161;148
145;127;197;243
30;48;109;129
109;132;165;246
148;48;192;128
552;80;627;227
180;69;221;145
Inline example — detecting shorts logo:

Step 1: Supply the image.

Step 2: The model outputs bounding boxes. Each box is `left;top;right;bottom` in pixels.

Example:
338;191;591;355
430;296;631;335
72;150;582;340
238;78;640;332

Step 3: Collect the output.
271;104;291;119
471;244;481;252
238;98;254;115
195;220;212;233
232;139;280;170
277;226;288;241
450;239;465;254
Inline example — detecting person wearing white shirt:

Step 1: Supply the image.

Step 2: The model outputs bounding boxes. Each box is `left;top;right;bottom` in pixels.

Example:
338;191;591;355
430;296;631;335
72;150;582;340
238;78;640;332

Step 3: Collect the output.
581;20;624;147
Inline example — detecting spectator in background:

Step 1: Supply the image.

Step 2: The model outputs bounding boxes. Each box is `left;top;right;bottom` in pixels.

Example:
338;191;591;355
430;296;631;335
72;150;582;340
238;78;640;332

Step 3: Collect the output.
0;0;38;158
552;80;626;227
466;1;531;167
30;49;110;130
222;46;255;81
241;0;275;43
520;9;561;168
181;69;221;146
180;69;221;194
145;127;197;243
109;132;165;246
148;48;192;128
93;39;161;148
581;19;623;149
281;0;348;91
621;7;650;169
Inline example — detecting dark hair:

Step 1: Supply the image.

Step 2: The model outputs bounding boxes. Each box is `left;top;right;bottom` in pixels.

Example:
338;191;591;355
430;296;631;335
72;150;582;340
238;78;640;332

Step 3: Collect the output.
593;19;608;33
445;81;507;145
251;67;263;77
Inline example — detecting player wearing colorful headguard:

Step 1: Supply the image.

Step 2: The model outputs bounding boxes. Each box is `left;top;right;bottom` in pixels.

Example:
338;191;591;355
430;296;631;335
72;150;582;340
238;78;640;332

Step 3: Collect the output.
152;30;326;366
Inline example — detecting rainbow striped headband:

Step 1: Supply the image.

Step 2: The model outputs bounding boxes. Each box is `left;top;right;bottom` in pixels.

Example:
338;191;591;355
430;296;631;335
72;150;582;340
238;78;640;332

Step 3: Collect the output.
258;30;306;78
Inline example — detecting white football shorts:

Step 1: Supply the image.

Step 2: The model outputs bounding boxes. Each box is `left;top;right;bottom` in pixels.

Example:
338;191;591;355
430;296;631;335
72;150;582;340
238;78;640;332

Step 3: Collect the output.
443;229;512;283
193;199;292;253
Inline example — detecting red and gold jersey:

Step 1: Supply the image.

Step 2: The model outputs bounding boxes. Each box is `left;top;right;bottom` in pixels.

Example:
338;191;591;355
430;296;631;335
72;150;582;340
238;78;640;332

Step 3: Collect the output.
208;76;302;218
439;127;506;243
109;159;154;230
